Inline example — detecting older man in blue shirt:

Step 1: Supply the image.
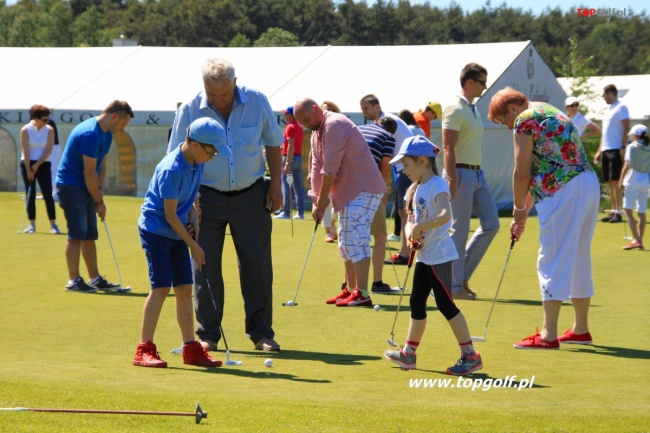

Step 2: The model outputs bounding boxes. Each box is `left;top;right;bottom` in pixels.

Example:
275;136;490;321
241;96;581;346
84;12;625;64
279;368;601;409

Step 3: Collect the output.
168;58;284;352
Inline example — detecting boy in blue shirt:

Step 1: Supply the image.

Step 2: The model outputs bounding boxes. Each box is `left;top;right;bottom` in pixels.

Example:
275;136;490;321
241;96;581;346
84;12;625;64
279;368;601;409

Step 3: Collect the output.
133;118;228;368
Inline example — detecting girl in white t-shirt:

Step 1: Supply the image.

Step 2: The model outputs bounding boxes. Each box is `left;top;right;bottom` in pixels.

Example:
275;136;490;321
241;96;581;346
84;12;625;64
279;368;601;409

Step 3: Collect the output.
383;136;483;376
620;124;650;250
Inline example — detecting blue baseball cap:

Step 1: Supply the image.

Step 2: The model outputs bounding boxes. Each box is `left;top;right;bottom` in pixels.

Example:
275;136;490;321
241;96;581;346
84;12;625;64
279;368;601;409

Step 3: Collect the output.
389;136;440;165
187;117;228;154
282;106;294;115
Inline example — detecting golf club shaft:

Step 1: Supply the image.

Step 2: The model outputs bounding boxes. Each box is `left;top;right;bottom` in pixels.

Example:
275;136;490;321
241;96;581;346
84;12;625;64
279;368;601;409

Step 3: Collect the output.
103;220;123;286
289;219;319;302
21;408;198;417
18;182;33;233
473;238;515;341
202;270;241;363
389;249;416;341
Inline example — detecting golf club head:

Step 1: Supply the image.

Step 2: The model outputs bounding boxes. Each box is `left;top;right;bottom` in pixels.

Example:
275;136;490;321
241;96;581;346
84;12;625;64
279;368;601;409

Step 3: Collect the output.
195;403;207;424
224;350;242;366
387;338;399;347
282;301;298;306
471;336;486;342
117;287;131;293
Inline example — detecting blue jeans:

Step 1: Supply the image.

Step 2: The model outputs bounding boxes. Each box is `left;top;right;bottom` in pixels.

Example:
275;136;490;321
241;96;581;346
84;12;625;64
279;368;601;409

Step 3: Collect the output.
281;155;305;216
449;168;500;292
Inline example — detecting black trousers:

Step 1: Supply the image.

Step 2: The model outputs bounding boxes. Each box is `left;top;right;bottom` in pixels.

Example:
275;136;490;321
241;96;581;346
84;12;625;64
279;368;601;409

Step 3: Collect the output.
20;160;56;221
193;179;274;344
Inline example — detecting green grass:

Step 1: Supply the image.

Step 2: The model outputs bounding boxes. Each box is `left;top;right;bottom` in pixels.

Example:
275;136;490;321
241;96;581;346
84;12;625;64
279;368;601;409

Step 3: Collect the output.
0;192;648;432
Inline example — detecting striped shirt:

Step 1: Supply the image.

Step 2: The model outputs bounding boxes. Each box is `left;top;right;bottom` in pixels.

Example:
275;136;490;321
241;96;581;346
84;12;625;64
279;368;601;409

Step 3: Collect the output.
358;123;396;169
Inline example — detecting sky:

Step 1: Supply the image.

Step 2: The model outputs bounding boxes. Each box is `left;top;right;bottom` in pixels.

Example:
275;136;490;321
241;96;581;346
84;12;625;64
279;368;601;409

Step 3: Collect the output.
4;0;648;16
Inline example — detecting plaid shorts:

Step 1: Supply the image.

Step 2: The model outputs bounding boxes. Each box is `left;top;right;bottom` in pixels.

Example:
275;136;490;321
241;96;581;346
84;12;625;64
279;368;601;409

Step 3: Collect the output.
338;192;382;263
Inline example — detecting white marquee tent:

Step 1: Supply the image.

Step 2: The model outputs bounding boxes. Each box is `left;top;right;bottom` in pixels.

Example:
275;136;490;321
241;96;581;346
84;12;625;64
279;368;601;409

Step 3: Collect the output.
0;41;568;206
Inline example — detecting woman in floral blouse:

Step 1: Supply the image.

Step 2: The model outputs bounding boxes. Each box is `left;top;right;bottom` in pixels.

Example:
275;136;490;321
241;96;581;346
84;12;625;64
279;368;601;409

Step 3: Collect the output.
488;87;599;349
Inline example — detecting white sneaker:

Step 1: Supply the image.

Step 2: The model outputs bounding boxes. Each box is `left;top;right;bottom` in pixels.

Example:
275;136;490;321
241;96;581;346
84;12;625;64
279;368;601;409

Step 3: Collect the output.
387;233;400;242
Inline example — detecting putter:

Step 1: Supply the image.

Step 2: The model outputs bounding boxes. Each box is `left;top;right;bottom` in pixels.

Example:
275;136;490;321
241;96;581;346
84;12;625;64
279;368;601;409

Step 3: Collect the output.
103;220;131;293
202;270;242;365
385;204;403;291
17;182;33;234
387;249;416;347
283;219;319;307
286;173;294;238
471;238;515;342
0;403;207;424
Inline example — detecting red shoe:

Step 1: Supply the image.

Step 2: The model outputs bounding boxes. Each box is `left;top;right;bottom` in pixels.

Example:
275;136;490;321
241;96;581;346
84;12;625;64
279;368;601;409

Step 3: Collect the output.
326;288;350;304
622;240;644;250
384;254;409;265
335;288;372;307
557;329;593;345
513;328;559;349
133;341;167;368
183;341;222;367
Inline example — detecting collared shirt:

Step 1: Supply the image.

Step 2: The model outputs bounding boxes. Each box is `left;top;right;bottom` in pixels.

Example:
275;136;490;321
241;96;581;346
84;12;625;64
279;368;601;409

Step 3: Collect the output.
167;85;283;192
442;95;484;166
309;111;386;212
138;144;204;240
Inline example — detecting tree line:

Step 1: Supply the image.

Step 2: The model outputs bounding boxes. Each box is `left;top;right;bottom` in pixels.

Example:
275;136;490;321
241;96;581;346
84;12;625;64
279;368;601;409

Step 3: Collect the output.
1;0;649;76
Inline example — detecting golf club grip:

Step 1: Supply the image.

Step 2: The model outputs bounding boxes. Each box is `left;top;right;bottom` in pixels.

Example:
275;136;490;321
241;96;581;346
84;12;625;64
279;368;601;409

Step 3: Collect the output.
407;250;416;267
509;238;515;249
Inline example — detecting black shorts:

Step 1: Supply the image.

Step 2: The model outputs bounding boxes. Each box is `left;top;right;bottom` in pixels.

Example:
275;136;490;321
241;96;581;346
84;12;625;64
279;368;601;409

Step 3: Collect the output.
396;170;413;210
601;149;623;182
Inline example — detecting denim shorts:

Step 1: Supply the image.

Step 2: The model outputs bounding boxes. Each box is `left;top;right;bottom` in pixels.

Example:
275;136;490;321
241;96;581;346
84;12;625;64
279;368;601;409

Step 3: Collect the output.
139;228;193;290
56;185;98;241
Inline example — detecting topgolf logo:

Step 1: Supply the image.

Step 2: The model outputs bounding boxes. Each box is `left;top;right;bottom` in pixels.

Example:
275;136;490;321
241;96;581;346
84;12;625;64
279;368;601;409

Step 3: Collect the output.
577;8;628;17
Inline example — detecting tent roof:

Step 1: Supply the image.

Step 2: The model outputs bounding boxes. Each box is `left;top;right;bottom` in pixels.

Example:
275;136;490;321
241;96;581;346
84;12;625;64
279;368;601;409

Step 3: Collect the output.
557;75;650;121
1;42;536;114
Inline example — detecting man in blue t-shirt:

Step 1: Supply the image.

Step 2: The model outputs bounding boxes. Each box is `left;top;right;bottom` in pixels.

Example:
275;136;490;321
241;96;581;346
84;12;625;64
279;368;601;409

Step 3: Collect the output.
56;100;133;293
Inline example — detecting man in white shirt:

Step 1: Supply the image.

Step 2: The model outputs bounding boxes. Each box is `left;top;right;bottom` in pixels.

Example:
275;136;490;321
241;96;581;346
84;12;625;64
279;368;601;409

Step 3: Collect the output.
594;84;630;223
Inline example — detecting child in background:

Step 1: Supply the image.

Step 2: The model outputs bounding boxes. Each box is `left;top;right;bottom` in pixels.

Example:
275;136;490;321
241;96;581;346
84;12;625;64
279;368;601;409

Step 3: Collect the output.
383;136;483;375
620;124;650;250
133;117;227;368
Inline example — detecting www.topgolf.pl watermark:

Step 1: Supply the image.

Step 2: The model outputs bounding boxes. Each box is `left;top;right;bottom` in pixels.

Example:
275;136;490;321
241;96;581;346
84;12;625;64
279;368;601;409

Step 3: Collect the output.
409;375;535;391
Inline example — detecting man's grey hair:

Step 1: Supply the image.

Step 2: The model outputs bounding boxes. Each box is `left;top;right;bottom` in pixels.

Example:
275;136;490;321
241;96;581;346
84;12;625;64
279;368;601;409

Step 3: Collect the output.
202;58;235;85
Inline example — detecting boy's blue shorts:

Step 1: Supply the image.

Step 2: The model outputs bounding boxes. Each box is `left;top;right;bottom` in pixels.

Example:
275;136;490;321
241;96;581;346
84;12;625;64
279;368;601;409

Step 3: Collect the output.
139;228;193;290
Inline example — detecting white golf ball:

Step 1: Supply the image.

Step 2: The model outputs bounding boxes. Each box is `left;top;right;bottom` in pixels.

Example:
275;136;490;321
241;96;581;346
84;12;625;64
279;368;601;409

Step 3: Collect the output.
286;300;295;306
264;358;273;368
374;304;381;311
126;286;132;290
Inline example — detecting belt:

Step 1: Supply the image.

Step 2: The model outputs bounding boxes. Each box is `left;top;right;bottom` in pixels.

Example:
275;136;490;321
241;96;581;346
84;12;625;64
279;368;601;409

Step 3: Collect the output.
214;177;263;196
456;163;481;170
283;154;301;157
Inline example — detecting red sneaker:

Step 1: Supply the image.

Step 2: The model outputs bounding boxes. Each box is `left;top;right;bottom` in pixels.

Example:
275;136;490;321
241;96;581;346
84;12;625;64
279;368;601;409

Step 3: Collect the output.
133;341;167;368
384;254;409;265
513;328;559;349
326;288;350;304
622;240;644;250
183;341;222;367
335;288;372;307
557;329;593;344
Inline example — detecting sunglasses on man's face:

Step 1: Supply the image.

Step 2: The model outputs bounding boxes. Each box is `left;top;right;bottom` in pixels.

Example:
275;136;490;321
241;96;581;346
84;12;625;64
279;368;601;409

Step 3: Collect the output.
474;79;487;87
